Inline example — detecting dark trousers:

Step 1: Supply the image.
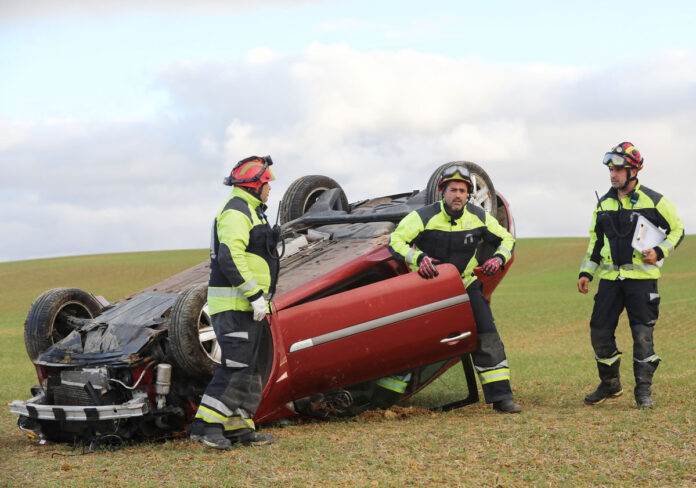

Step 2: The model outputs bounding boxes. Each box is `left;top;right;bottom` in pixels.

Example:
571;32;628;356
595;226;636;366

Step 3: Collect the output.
199;310;265;426
590;279;659;361
467;280;513;403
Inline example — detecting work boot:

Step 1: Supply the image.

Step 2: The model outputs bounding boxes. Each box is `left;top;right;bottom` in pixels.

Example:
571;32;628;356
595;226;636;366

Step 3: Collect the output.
238;431;274;447
634;358;659;409
584;383;623;405
190;422;232;450
493;398;522;414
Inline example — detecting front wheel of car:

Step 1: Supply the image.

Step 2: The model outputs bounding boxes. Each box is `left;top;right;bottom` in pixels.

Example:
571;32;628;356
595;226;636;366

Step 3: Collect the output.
24;288;103;362
279;175;349;224
425;161;497;215
168;282;219;378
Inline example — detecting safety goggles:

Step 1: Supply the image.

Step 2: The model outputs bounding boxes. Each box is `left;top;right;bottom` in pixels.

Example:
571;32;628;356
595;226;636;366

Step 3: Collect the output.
602;153;629;167
441;164;471;180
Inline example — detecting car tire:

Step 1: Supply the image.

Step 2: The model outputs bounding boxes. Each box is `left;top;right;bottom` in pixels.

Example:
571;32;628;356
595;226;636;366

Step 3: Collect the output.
168;283;218;378
279;175;349;224
24;288;103;362
425;161;497;215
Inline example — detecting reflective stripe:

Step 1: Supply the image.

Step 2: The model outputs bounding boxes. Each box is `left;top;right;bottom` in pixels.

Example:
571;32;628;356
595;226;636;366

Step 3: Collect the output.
478;368;510;385
634;354;660;363
497;247;512;261
195;406;255;431
209;220;217;259
475;360;509;373
222;416;255;432
225;359;248;368
208;287;247;299
196;405;227;424
225;331;249;339
200;395;233;417
376;376;409;393
239;279;258;294
581;260;598;272
599;263;659;272
662;240;675;252
596;352;622;366
405;248;417;266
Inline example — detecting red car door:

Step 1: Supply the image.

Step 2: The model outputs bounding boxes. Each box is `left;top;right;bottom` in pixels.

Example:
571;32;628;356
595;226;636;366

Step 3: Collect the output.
273;264;477;400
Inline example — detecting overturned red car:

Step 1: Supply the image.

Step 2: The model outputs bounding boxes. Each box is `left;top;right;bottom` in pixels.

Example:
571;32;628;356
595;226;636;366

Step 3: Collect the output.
9;161;515;445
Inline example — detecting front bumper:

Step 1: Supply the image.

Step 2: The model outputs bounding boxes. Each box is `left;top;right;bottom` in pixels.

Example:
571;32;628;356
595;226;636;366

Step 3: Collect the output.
8;392;149;421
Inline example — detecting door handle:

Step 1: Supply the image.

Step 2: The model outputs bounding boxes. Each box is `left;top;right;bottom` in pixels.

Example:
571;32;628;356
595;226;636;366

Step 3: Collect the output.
440;331;472;343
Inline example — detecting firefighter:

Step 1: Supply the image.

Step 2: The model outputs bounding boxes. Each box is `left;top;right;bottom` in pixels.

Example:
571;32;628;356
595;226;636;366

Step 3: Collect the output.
388;165;521;413
578;142;684;408
190;155;279;449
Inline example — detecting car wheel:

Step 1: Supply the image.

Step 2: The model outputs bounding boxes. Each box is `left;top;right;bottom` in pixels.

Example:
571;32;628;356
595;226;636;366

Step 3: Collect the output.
24;288;103;362
425;161;497;215
279;175;349;224
168;282;219;378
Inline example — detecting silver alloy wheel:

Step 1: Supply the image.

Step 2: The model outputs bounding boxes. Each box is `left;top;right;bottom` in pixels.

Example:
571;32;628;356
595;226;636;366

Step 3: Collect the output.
468;174;494;214
197;303;221;364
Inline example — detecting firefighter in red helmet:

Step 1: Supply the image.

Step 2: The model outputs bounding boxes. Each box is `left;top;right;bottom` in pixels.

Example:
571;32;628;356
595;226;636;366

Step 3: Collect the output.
389;164;521;413
578;142;684;408
190;155;278;449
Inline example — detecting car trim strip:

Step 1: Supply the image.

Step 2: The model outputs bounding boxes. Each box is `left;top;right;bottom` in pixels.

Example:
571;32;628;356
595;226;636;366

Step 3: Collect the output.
288;293;470;353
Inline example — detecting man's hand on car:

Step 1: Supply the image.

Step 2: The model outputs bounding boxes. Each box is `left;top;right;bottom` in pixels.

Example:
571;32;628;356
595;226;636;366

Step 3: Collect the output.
418;255;439;279
481;257;503;276
250;296;267;321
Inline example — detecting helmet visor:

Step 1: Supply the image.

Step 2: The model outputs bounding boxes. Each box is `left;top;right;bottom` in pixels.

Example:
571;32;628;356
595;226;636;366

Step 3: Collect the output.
603;153;629;167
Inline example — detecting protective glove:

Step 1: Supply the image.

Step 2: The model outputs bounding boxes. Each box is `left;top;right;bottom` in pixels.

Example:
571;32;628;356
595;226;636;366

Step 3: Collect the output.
418;255;439;279
250;296;267;322
481;257;503;276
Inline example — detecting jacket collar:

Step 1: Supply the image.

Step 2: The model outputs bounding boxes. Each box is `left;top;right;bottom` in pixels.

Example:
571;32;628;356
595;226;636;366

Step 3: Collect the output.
232;186;266;211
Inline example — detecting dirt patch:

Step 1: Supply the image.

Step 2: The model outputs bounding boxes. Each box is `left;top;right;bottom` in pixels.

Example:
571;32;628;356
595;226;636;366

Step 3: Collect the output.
356;406;434;422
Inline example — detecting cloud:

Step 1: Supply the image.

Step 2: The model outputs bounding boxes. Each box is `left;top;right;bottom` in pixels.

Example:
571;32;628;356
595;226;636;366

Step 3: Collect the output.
2;44;694;262
0;0;325;19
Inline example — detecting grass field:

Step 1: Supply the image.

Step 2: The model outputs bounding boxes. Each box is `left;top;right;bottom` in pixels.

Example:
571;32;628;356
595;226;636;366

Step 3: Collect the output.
1;238;694;487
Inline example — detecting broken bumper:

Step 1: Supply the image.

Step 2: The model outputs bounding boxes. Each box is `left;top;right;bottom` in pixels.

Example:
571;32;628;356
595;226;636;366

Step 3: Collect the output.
8;392;149;421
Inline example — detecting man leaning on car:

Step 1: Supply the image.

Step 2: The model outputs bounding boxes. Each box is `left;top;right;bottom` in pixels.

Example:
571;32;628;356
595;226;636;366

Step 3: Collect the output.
388;165;521;413
189;155;279;449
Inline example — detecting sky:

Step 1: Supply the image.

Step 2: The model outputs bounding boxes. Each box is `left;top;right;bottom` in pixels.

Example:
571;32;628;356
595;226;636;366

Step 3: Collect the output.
1;0;694;262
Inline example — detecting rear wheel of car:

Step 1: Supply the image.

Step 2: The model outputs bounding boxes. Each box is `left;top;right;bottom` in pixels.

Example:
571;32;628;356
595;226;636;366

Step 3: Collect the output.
424;161;497;215
168;283;219;378
279;175;349;224
24;288;103;362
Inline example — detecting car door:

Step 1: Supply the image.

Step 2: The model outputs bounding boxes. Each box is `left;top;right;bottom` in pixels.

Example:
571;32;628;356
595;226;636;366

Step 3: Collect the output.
273;263;477;400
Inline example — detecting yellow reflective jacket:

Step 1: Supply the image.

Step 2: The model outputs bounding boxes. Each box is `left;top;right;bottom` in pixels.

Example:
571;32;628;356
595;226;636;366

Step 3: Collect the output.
388;200;515;288
208;187;278;315
579;182;684;281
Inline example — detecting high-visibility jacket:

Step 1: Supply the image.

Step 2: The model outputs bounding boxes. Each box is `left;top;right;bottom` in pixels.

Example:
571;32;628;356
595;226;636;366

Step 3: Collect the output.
208;187;278;315
388;200;515;287
579;182;684;281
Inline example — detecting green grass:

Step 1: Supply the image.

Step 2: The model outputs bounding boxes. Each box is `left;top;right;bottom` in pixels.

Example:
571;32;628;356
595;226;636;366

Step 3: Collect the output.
1;239;695;487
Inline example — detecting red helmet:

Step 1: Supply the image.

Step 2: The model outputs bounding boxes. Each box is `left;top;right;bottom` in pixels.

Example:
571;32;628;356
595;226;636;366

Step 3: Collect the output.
603;142;644;170
224;155;275;189
438;164;473;192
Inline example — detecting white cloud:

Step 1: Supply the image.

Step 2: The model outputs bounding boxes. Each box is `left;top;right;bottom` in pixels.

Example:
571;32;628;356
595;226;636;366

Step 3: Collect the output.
2;44;694;262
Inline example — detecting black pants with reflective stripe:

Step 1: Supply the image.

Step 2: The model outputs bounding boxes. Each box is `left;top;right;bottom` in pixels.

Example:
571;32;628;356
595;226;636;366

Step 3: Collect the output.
590;279;659;362
467;280;513;403
201;310;265;421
